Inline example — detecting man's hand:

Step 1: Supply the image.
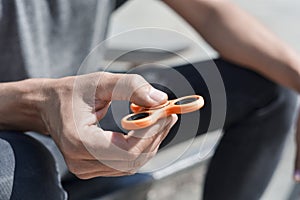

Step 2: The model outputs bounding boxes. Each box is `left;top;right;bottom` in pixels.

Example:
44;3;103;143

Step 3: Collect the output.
36;72;177;179
294;110;300;181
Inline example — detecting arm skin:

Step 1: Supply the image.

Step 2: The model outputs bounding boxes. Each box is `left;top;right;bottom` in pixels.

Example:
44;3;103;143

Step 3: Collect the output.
0;79;48;133
0;73;177;179
163;0;300;93
162;0;300;180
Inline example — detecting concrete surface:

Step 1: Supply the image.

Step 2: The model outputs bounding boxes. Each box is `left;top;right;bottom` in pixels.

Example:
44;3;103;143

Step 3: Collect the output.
107;0;300;199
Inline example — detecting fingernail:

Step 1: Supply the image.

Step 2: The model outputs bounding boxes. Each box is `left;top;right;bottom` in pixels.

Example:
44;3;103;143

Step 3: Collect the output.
294;170;300;182
149;88;167;103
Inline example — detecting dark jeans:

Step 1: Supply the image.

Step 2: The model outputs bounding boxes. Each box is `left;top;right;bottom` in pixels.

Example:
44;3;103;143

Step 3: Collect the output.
0;59;297;200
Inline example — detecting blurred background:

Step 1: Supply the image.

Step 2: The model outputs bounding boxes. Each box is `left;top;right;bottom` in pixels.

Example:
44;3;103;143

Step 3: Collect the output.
104;0;300;199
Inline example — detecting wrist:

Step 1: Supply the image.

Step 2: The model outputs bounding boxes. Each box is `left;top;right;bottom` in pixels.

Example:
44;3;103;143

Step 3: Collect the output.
22;78;56;134
0;78;55;134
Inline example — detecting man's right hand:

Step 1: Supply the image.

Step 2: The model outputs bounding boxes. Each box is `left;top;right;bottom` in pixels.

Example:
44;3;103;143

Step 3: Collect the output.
0;72;177;179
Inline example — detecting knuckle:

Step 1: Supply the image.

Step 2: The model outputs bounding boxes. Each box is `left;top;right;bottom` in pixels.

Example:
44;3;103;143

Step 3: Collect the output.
126;152;140;161
145;152;157;162
59;135;85;160
75;174;90;180
66;161;82;175
126;161;135;170
128;74;148;90
125;170;137;176
132;145;144;155
129;74;143;82
130;168;139;175
127;154;150;170
133;158;143;168
68;166;80;175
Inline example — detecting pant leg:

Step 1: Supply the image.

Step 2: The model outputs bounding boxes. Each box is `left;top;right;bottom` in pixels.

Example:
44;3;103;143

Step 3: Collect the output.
0;131;67;200
0;135;15;200
202;59;298;200
129;58;297;199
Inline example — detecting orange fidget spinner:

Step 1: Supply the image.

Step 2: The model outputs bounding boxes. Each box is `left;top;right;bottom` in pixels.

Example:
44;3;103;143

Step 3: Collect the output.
121;95;204;130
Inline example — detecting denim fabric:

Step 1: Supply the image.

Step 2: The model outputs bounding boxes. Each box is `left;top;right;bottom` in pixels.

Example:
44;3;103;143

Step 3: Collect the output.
0;132;67;200
0;138;14;200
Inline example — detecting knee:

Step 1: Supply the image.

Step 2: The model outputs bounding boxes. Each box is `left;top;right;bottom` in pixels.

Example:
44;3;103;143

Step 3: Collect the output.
251;85;298;142
0;132;66;200
256;85;297;121
5;132;56;176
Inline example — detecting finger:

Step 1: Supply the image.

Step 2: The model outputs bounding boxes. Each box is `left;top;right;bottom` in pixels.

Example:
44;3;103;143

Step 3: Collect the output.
124;118;172;154
73;162;130;179
141;114;178;154
125;115;177;154
66;159;119;176
94;99;110;111
95;101;111;121
80;121;173;174
72;157;149;175
294;112;300;182
77;115;176;162
77;170;132;179
68;159;139;179
84;157;152;173
117;116;176;173
77;127;140;161
128;115;177;168
110;116;177;170
73;115;177;176
96;72;168;107
109;118;178;171
127;116;172;139
66;158;140;177
77;124;160;161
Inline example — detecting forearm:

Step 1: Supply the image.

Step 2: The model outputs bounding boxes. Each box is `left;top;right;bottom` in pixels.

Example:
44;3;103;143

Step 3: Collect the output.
0;79;50;134
163;0;300;92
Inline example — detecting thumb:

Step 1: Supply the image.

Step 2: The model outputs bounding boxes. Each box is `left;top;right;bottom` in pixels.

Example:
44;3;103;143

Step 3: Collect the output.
98;72;168;107
294;111;300;182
